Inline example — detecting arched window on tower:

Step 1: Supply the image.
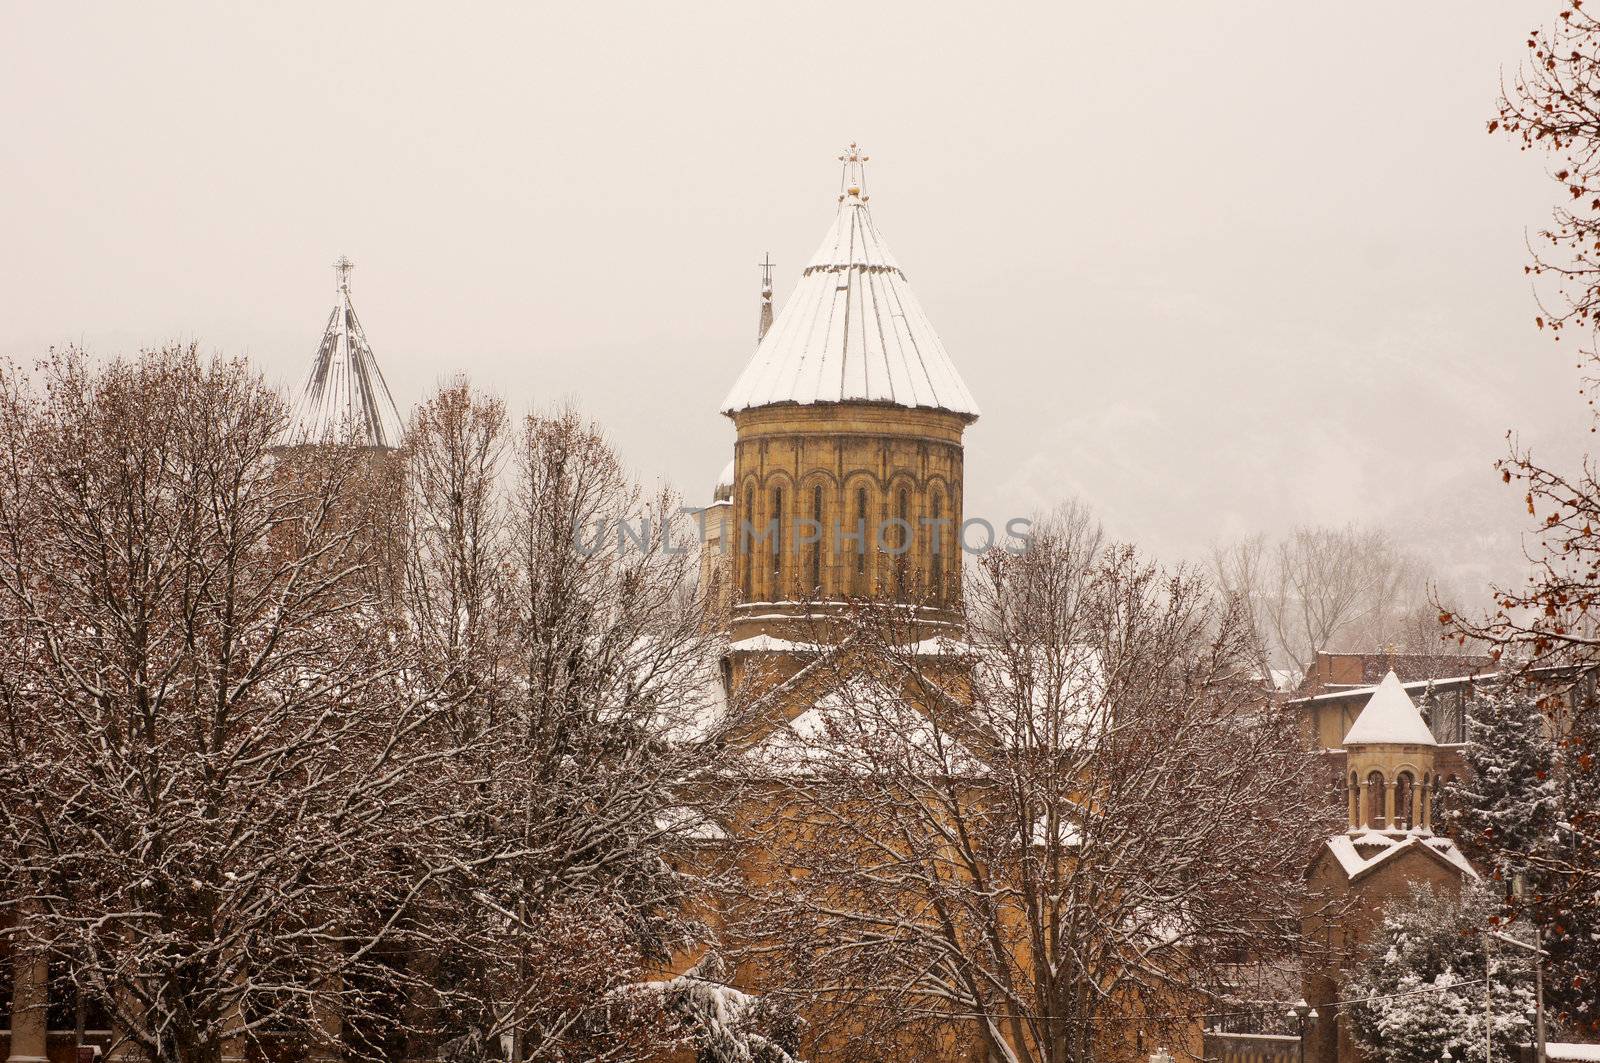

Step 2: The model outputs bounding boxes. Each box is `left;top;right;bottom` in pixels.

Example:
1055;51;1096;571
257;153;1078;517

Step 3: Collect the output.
1393;772;1415;831
895;486;910;600
1349;771;1359;827
1366;770;1387;829
771;486;784;599
929;489;944;602
809;484;824;594
855;486;869;586
741;486;754;601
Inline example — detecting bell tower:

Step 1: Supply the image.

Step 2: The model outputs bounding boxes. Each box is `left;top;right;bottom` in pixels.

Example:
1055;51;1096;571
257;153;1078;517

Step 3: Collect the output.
1341;671;1440;834
719;145;980;652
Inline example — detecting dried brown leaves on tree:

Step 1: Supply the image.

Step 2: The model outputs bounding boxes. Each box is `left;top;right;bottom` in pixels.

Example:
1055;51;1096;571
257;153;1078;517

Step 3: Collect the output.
1472;0;1600;664
0;359;743;1063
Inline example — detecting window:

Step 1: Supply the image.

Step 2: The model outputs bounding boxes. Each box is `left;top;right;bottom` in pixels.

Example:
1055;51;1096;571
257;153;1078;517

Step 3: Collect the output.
1366;770;1387;829
895;487;909;599
771;487;784;598
741;487;753;601
810;485;824;593
855;487;868;578
930;490;944;600
1393;772;1415;831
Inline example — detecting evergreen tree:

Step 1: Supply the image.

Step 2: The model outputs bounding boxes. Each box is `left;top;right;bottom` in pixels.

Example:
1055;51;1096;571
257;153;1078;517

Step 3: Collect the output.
1440;675;1600;1036
1347;882;1535;1063
1443;680;1558;877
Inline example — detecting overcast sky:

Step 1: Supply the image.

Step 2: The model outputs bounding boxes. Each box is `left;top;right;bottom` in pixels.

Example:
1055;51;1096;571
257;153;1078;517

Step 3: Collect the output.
1;2;1582;591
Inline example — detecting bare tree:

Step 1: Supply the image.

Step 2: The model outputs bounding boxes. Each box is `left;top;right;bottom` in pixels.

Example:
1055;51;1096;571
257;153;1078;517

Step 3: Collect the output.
736;507;1333;1063
0;347;458;1063
411;402;738;1061
1212;524;1446;677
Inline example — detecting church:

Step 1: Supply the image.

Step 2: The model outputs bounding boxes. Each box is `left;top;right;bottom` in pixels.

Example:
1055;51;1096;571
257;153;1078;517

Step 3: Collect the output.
0;146;1490;1063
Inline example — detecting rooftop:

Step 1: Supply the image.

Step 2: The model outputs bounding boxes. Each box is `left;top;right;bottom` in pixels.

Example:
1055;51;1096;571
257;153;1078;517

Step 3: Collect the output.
720;145;979;421
1340;670;1438;747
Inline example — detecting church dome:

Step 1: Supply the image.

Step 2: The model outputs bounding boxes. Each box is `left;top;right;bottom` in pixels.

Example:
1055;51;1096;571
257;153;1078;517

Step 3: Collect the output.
720;145;979;422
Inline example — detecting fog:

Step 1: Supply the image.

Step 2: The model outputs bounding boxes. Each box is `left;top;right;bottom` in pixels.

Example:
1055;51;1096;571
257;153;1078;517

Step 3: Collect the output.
1;1;1579;592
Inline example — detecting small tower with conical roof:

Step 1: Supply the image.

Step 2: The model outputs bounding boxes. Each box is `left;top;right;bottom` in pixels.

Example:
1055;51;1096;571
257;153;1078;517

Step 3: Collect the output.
1302;671;1479;1063
1341;671;1440;833
720;145;979;652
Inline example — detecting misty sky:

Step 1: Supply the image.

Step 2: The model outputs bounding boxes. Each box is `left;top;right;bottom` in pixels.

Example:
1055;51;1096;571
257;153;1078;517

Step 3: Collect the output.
1;2;1583;592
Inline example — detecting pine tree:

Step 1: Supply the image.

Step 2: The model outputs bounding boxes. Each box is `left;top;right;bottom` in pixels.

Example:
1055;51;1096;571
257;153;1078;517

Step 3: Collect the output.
1347;882;1535;1063
1444;680;1558;877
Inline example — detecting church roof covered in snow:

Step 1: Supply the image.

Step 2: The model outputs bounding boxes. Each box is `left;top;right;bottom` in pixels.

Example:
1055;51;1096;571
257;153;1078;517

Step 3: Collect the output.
283;257;406;449
1324;831;1477;882
720;145;980;421
1341;670;1437;747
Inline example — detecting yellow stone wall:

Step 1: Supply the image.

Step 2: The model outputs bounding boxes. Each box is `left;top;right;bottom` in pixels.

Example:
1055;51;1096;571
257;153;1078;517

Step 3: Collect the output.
726;402;970;644
1342;741;1438;833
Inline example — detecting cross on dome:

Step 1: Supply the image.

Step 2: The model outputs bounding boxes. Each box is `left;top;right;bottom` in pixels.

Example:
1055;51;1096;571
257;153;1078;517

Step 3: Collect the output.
334;255;355;292
838;142;870;202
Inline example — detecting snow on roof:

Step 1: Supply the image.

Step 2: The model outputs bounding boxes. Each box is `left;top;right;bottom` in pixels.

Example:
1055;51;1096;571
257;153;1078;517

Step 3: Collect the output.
713;458;735;502
283;257;406;450
1324;831;1478;882
749;676;978;777
1548;1045;1600;1062
720;145;979;421
1341;670;1437;747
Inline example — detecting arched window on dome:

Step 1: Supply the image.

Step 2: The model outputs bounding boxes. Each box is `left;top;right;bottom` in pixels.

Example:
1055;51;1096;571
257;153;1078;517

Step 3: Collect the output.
1366;770;1387;829
771;486;785;599
809;484;824;594
855;486;869;587
741;486;754;602
894;486;910;600
1393;772;1415;831
929;488;944;602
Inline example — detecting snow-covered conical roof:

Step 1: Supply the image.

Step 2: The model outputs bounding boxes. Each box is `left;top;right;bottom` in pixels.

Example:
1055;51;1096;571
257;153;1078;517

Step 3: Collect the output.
283;257;406;449
1342;670;1437;747
720;145;979;421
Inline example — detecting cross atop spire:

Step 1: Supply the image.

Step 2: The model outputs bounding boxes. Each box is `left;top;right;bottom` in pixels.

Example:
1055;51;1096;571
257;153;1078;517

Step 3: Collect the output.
838;142;869;203
756;252;775;345
283;256;406;450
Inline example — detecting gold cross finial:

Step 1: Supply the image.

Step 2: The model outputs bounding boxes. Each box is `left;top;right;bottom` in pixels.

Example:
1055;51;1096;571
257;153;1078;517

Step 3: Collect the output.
837;142;870;202
334;255;355;292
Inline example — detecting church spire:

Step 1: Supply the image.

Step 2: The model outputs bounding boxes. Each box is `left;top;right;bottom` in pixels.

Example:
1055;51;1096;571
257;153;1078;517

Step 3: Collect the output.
284;256;406;450
756;253;775;344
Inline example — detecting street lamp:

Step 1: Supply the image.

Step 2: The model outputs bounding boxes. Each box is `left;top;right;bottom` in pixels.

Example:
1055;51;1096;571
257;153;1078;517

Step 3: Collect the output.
1287;999;1319;1063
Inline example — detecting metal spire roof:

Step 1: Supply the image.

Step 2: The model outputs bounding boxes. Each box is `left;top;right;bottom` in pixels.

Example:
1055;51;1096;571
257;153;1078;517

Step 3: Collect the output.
283;257;406;449
720;145;980;421
1342;670;1438;747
